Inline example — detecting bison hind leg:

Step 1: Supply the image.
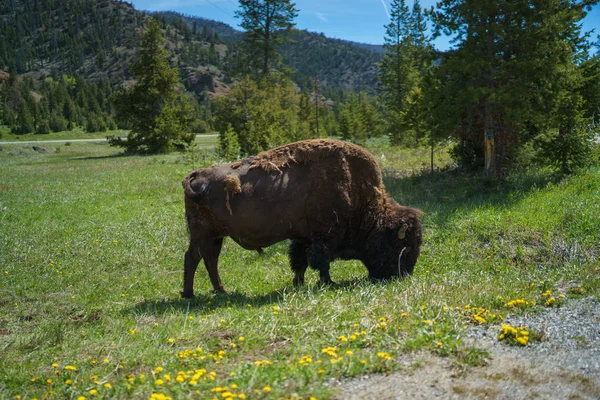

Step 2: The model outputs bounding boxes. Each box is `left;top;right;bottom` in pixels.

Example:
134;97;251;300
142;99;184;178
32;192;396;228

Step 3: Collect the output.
182;244;202;298
289;240;308;287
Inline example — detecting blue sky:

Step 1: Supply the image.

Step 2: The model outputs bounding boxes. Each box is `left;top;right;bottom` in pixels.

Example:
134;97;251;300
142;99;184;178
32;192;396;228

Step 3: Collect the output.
130;0;600;51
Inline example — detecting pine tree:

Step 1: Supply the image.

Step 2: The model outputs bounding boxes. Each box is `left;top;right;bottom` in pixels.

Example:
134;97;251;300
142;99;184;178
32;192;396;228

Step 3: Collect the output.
430;0;597;175
379;0;431;146
218;124;241;160
110;17;194;153
235;0;298;77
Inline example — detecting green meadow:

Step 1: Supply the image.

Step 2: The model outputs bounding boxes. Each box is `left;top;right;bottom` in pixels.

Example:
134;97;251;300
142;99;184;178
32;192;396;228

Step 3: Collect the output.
1;137;599;400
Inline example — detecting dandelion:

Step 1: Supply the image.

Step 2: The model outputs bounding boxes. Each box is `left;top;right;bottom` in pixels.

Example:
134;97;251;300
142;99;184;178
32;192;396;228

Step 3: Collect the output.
89;389;98;396
155;379;164;385
64;365;77;371
238;336;245;341
345;350;353;355
338;335;348;342
400;312;407;317
65;379;73;385
104;383;112;389
77;397;86;400
516;336;528;345
263;386;272;392
51;363;59;368
360;359;367;364
129;329;136;335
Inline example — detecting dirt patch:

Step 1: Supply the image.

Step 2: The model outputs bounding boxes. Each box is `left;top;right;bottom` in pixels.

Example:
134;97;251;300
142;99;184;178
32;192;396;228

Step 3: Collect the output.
334;351;600;400
334;297;600;399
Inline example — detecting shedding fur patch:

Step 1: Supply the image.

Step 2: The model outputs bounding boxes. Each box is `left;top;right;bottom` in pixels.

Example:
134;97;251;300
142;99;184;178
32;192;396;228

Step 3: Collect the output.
251;139;367;172
224;175;242;215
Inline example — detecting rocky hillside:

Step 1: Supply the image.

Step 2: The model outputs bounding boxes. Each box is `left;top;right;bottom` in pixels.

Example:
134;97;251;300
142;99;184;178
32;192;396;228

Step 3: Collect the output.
0;0;383;97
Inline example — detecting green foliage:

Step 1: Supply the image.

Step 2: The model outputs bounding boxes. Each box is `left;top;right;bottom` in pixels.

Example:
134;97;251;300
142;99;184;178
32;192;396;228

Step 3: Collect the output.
214;75;311;155
218;124;241;160
0;0;142;75
110;18;194;153
430;0;597;175
235;0;299;77
337;92;382;143
36;119;50;134
0;72;114;135
534;97;597;175
379;0;432;146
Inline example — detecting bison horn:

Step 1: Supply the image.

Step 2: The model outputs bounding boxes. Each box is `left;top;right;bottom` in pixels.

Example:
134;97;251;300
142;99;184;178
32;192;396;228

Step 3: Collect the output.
398;224;408;240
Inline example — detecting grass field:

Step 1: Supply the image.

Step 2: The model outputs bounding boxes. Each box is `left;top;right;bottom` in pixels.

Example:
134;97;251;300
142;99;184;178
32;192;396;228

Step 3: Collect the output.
1;138;599;399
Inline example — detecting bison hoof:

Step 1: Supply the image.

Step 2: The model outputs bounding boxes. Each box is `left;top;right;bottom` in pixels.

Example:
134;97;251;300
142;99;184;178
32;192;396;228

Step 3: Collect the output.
181;291;195;299
319;279;336;287
212;288;228;295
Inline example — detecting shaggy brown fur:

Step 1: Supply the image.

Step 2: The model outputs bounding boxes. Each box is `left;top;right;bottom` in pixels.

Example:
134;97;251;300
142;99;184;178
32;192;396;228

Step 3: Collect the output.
181;139;423;298
224;175;241;215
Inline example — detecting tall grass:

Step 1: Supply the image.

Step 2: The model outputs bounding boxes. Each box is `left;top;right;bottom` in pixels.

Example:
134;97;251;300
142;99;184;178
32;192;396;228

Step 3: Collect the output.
1;139;598;399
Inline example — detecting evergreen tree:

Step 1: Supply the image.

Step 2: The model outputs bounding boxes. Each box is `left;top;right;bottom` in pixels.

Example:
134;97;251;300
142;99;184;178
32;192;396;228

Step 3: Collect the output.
379;0;431;146
110;18;194;153
235;0;298;77
218;124;241;160
430;0;597;175
213;74;310;155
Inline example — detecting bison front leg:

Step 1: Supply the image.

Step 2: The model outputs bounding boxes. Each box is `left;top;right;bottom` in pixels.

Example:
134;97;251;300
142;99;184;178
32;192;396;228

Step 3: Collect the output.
289;240;308;287
201;237;226;294
307;235;335;286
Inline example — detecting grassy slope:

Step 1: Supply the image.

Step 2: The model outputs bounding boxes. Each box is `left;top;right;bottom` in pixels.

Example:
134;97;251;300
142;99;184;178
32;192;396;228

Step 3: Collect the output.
0;140;599;399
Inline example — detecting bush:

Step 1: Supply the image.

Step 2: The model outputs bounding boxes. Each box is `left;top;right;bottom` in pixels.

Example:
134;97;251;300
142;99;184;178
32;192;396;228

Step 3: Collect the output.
37;119;51;134
49;114;68;132
86;114;107;133
190;119;209;134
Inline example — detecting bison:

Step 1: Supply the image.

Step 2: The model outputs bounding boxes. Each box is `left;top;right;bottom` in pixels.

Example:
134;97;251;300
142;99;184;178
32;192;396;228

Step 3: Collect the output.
181;139;423;298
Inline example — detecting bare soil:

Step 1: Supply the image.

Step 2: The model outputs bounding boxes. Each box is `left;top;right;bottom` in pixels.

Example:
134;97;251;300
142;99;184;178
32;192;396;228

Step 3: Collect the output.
334;297;600;399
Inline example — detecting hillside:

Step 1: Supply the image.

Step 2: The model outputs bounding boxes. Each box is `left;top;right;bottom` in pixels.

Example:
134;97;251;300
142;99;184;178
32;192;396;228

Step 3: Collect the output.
0;0;383;96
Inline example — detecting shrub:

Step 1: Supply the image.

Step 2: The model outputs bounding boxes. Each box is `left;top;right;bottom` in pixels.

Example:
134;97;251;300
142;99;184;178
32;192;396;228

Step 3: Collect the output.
37;119;51;134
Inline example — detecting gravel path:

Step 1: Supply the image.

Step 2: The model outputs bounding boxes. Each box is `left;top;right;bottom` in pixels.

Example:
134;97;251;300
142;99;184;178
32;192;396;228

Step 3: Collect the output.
334;296;600;399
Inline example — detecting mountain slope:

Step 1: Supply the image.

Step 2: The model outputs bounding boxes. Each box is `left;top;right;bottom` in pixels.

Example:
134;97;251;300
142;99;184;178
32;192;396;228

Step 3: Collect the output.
0;0;383;95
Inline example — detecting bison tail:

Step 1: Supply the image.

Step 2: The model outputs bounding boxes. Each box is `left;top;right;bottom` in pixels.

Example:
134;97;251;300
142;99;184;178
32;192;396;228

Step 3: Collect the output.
182;170;209;205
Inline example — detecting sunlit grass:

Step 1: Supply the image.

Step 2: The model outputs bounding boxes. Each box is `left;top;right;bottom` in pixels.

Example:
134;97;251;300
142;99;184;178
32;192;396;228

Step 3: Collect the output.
1;139;599;399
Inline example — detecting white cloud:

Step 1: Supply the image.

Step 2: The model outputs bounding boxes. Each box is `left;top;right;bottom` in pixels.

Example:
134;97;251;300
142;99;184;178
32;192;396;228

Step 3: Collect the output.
316;12;327;22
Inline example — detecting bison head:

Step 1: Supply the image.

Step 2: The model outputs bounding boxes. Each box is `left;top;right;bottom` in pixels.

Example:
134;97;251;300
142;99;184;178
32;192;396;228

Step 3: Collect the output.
364;202;423;280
